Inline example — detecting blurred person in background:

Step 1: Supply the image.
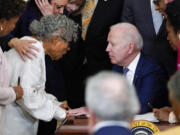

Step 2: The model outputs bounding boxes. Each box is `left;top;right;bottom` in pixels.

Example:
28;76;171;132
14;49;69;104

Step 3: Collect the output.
153;0;180;123
154;71;180;135
0;0;25;134
86;71;140;135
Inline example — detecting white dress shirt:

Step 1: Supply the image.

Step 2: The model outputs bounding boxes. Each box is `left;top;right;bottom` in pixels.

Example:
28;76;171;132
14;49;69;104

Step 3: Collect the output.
126;53;140;84
150;0;163;34
3;36;66;135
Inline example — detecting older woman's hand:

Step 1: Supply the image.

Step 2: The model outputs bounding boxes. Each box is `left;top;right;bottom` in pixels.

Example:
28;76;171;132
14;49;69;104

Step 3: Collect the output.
13;85;23;100
9;38;39;61
35;0;54;16
67;107;89;116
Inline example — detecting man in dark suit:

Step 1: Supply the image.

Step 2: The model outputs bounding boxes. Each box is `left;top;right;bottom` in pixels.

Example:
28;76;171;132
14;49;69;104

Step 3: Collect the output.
121;0;176;76
82;0;124;76
70;0;125;108
85;71;140;135
106;23;169;114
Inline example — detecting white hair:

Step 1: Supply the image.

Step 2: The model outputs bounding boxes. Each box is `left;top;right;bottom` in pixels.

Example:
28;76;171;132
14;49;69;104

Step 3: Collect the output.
110;23;143;50
85;71;140;121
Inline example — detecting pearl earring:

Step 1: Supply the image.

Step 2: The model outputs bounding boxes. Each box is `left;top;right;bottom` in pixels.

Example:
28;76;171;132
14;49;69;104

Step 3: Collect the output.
0;26;3;31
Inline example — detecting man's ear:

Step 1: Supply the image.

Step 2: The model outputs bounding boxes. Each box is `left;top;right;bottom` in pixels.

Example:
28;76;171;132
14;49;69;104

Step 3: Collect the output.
128;42;135;54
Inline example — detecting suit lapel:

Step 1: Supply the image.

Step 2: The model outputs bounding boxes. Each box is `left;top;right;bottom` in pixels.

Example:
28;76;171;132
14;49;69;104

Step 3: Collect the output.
145;0;157;36
147;0;164;37
156;19;166;37
133;54;143;85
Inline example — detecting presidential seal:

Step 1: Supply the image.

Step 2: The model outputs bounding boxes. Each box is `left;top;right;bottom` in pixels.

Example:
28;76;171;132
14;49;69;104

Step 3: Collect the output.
130;120;160;135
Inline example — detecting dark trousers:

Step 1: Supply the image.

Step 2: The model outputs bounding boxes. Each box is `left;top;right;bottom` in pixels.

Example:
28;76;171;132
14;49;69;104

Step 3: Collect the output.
37;119;57;135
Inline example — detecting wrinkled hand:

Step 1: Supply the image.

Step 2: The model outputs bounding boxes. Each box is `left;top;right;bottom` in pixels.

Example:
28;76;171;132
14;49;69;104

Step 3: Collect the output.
13;85;23;100
35;0;54;16
67;107;89;116
153;106;172;122
60;103;71;110
11;38;39;61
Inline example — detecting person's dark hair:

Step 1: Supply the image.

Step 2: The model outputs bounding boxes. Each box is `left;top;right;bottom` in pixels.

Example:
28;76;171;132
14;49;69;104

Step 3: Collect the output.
168;71;180;101
165;0;180;33
0;0;25;20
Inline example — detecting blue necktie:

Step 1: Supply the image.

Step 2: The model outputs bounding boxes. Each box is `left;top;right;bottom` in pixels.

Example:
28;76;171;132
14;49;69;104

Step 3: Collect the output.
123;67;129;76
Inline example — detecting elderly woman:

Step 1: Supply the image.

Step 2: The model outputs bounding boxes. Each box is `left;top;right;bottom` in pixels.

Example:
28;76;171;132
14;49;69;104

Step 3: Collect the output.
0;0;25;135
3;15;78;135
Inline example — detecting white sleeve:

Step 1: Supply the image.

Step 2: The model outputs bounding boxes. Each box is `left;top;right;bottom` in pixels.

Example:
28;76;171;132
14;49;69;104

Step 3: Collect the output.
169;111;177;124
0;87;16;105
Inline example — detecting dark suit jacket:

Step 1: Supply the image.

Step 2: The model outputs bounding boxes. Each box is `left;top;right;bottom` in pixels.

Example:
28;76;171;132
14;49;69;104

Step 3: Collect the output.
121;0;177;76
92;125;131;135
83;0;124;76
113;53;169;114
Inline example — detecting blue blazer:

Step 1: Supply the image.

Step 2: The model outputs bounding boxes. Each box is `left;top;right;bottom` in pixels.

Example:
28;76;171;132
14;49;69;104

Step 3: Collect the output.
92;126;131;135
113;54;169;114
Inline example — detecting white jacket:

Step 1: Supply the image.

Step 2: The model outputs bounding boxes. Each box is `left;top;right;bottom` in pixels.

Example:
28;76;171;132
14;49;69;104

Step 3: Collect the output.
3;36;66;135
0;47;16;135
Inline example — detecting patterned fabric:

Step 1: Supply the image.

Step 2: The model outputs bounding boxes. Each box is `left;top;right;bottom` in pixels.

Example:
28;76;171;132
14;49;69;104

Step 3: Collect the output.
81;0;95;40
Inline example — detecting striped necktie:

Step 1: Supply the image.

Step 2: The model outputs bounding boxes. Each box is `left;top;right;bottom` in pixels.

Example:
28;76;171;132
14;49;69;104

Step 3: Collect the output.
81;0;95;40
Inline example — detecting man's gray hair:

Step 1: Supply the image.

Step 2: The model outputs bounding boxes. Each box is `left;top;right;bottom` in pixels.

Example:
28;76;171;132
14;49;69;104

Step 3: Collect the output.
85;71;140;121
29;15;78;42
110;23;143;50
168;71;180;101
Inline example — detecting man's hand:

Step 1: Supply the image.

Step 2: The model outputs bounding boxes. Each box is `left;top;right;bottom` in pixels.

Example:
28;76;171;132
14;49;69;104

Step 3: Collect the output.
9;38;39;61
35;0;54;16
153;106;172;122
13;85;23;100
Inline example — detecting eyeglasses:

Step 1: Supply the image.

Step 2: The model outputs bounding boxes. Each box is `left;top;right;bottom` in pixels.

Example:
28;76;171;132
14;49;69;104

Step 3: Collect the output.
153;0;161;5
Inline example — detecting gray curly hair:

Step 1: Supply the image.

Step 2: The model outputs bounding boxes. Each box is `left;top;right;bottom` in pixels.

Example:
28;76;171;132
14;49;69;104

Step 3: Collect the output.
29;15;78;42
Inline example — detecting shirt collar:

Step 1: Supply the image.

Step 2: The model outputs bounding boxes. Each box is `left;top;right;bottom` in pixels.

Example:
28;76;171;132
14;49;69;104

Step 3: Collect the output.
93;120;130;132
127;53;141;74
